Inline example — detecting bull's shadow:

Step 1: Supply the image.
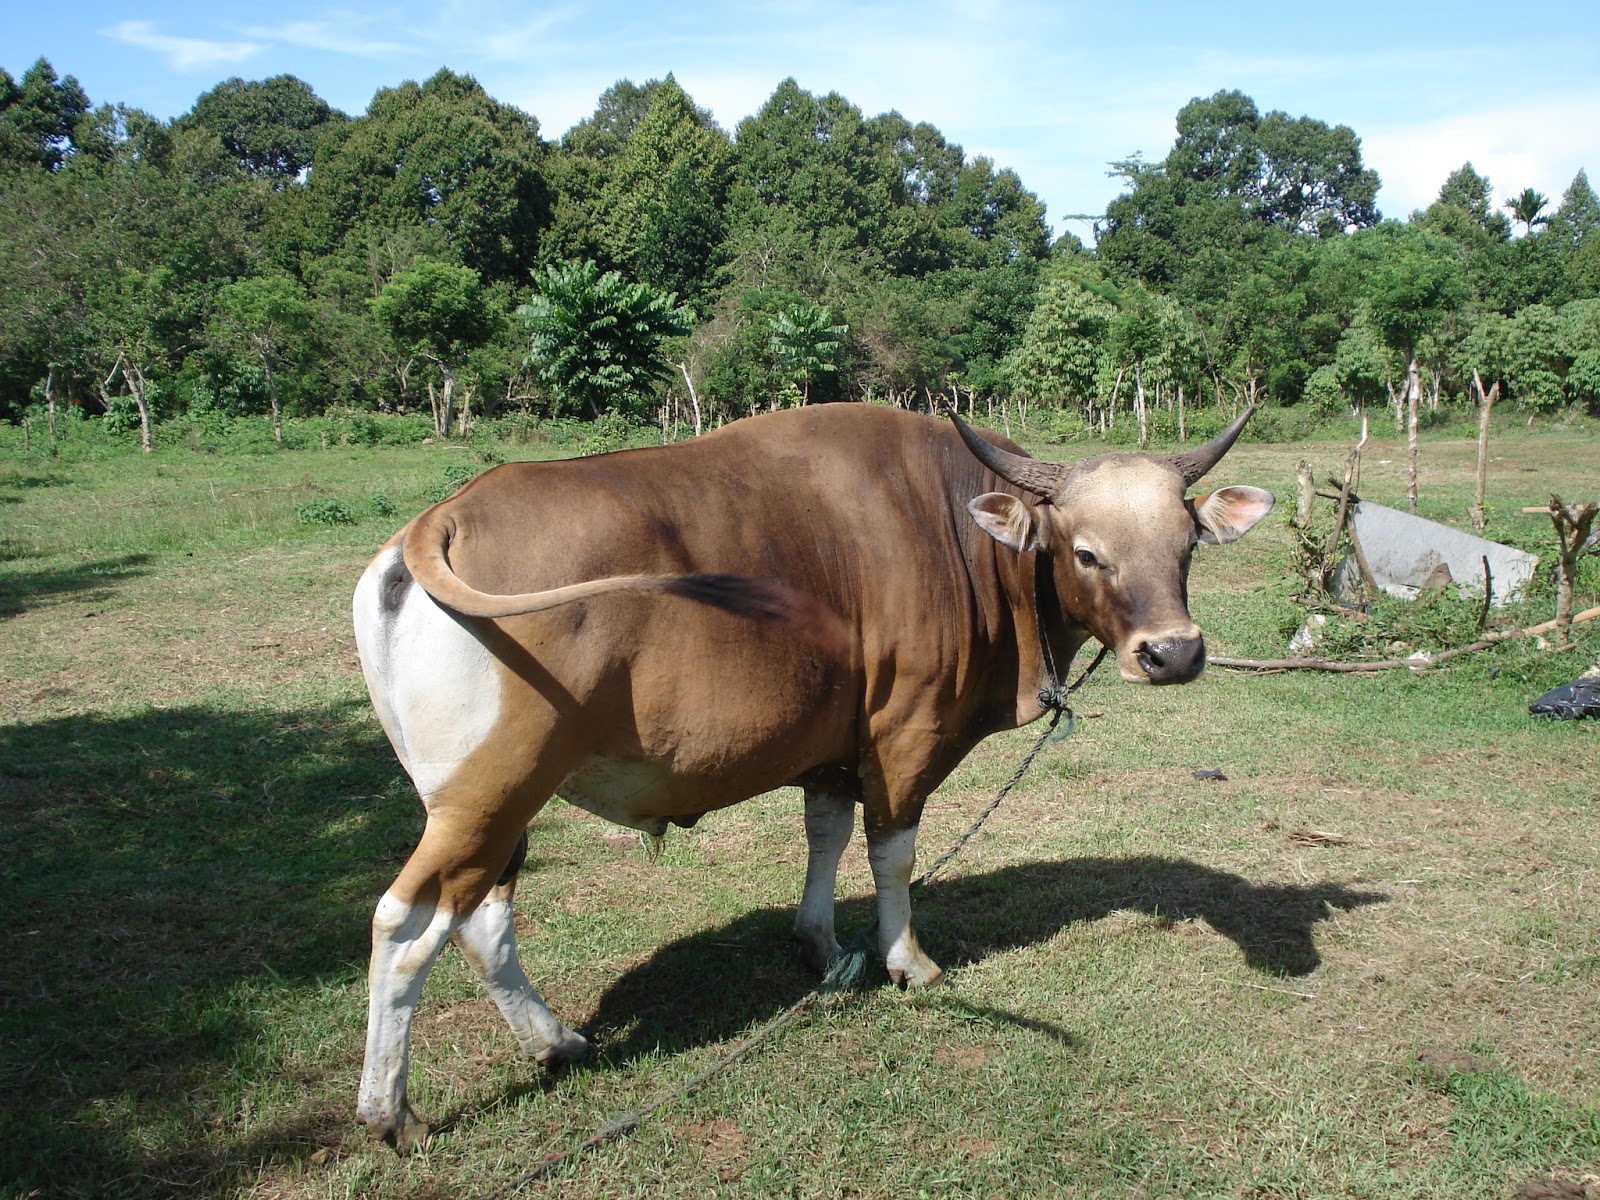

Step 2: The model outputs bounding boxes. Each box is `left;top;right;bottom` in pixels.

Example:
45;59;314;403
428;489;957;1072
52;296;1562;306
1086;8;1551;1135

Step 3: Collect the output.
584;857;1385;1065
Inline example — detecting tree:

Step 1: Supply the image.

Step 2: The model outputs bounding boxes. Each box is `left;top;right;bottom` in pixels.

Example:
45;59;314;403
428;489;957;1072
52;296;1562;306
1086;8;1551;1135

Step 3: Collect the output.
725;79;904;293
0;58;90;170
177;75;342;183
1357;223;1469;510
0;164;93;430
561;79;663;161
1100;90;1380;288
1548;170;1599;251
768;300;847;403
305;69;549;283
593;76;732;304
1504;188;1550;236
1424;163;1510;238
1503;304;1566;411
86;267;183;453
518;259;691;419
1548;171;1600;297
372;257;499;437
209;274;317;441
1002;275;1114;417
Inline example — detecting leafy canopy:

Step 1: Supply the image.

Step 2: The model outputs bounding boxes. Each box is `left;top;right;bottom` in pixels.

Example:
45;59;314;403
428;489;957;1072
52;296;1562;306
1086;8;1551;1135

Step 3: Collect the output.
518;259;692;418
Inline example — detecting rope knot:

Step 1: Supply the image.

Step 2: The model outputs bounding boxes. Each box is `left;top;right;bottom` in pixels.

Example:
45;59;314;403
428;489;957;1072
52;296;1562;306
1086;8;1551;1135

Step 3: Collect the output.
1037;684;1073;713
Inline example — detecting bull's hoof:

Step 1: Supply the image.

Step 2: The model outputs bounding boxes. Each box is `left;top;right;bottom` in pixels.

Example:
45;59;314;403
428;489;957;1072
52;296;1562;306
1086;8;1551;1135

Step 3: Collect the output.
886;960;945;989
792;931;842;976
361;1103;430;1155
535;1028;591;1069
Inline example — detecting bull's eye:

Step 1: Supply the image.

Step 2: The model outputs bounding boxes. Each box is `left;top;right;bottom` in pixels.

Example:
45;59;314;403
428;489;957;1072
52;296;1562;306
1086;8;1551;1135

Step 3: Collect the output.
1074;548;1098;568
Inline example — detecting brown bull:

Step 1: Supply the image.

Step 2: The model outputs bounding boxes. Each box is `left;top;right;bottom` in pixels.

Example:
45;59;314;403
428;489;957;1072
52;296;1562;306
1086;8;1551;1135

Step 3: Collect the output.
352;403;1273;1150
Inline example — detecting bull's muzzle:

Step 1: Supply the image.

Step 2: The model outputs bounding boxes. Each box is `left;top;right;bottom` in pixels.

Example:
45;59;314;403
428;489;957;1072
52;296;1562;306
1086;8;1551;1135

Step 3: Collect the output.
1134;635;1207;684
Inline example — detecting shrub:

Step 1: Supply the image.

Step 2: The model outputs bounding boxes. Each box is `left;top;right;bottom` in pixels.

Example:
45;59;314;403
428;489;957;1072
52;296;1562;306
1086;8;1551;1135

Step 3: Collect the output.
424;464;478;505
296;499;356;526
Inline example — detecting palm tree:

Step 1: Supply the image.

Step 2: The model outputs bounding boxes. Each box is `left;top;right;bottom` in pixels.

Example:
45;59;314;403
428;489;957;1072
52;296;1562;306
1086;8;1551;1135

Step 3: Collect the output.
1504;187;1550;236
768;302;848;405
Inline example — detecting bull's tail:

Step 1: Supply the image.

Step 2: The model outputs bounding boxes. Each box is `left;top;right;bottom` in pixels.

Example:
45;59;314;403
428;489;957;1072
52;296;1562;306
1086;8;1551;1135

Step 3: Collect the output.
400;508;849;657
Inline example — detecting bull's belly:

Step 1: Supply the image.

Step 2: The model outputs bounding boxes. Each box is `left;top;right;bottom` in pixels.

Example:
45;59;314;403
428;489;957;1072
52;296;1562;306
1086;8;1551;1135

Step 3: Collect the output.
556;753;806;836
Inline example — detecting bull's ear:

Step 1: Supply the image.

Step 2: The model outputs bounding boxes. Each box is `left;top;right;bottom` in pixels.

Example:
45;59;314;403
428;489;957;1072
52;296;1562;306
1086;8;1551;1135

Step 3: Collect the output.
1193;486;1275;545
967;492;1043;553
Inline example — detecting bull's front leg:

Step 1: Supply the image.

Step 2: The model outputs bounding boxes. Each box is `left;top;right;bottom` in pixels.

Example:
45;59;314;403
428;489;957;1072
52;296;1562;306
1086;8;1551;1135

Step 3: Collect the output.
794;789;857;973
864;821;945;988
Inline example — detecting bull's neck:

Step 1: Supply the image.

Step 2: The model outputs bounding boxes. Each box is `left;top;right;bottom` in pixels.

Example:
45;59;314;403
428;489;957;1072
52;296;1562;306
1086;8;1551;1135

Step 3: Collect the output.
973;529;1091;729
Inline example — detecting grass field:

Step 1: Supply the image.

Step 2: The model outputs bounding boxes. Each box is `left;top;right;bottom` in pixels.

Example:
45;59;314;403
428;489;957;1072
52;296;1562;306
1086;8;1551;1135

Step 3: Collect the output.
2;410;1597;1200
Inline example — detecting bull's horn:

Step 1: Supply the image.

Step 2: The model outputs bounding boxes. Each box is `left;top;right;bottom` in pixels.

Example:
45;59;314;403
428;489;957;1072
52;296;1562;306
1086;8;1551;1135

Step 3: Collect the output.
949;412;1066;498
1168;406;1256;487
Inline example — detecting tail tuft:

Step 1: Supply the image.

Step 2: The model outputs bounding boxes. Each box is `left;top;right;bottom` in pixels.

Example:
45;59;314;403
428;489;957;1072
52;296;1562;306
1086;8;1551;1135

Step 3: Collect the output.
664;574;850;658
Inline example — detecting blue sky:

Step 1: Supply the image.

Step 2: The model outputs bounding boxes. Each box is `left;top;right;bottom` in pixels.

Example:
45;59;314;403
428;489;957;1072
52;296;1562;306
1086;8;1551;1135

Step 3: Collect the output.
6;1;1598;240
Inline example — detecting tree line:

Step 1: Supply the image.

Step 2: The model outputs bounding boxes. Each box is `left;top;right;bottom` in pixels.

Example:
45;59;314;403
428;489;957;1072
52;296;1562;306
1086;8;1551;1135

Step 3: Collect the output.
1;59;1596;448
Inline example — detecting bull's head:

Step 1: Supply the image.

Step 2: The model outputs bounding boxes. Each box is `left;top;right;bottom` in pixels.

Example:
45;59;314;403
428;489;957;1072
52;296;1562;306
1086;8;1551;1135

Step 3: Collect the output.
953;409;1274;685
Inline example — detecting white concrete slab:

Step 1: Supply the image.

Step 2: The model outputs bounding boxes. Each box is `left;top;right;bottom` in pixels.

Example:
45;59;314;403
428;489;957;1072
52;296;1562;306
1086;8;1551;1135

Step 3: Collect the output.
1349;501;1539;607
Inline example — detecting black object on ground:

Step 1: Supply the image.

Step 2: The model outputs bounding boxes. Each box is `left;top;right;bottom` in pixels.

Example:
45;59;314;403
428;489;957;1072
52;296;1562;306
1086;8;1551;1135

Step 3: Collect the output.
1528;675;1600;720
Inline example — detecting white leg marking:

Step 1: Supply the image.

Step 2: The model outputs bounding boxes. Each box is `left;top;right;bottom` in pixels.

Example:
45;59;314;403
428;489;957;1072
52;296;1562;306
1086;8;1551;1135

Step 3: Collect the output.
357;890;457;1148
353;546;503;801
867;826;944;987
453;894;588;1065
794;791;855;972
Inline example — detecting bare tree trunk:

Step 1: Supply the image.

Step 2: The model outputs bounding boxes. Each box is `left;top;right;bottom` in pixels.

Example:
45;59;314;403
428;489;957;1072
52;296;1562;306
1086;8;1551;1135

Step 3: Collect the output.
1545;496;1600;647
45;365;58;447
1293;461;1316;530
1177;383;1186;442
428;360;456;439
1405;353;1421;514
1385;369;1402;433
263;355;283;444
1322;414;1368;592
1134;362;1148;447
675;362;702;437
127;358;154;454
1470;369;1500;534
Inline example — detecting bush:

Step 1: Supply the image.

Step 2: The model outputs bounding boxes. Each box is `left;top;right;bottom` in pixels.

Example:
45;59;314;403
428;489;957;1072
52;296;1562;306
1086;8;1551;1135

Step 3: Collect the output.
573;410;635;456
424;464;478;505
296;499;356;526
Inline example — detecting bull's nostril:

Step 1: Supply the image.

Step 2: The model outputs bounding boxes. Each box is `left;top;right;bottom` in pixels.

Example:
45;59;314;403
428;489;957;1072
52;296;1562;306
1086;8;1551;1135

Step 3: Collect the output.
1138;637;1206;683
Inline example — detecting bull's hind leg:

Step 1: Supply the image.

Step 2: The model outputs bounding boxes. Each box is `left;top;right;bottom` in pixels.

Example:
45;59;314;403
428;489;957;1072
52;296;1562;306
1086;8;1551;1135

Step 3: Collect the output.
794;789;857;973
451;833;588;1067
357;798;570;1152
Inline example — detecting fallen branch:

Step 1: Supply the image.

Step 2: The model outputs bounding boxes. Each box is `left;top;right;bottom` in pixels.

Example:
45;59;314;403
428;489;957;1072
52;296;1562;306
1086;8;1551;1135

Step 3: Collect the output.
1211;605;1600;674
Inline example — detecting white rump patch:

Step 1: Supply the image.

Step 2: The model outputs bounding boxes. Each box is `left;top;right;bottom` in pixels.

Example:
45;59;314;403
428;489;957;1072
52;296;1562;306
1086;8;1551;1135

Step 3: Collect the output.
354;547;501;801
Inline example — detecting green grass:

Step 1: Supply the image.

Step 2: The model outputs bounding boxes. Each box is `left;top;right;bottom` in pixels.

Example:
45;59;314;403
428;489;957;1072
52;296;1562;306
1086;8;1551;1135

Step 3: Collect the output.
2;410;1597;1199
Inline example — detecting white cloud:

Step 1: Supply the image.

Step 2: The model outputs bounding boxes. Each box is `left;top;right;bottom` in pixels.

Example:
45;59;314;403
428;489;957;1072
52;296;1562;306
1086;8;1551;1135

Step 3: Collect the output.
1363;91;1600;219
107;20;260;73
241;21;410;58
